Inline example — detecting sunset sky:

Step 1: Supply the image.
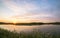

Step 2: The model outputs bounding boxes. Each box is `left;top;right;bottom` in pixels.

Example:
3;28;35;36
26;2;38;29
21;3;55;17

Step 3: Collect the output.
0;0;60;23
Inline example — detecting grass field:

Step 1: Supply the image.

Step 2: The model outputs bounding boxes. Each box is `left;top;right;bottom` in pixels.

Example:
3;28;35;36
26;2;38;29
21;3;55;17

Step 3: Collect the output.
0;28;60;38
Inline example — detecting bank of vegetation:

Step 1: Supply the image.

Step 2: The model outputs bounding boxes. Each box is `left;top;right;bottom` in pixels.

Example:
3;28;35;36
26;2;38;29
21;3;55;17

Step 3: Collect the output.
0;28;60;38
0;22;60;25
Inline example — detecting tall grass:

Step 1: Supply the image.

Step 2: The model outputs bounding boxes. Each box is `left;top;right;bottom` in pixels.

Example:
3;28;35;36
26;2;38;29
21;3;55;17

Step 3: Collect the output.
0;28;60;38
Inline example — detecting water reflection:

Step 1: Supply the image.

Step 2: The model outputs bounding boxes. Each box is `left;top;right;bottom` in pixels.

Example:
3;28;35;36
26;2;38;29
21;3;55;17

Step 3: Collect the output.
0;25;60;32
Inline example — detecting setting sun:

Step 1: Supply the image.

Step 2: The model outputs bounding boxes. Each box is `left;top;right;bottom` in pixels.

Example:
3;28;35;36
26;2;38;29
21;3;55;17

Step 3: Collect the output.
12;18;17;24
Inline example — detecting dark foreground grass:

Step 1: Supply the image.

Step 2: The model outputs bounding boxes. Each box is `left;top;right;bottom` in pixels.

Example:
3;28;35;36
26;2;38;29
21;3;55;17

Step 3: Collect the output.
0;28;60;38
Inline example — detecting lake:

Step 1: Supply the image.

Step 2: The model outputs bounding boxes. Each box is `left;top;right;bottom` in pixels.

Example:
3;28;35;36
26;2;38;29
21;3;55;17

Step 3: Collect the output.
0;25;60;33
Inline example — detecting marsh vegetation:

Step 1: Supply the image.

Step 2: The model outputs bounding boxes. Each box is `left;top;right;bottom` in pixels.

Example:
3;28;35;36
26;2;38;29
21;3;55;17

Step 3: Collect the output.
0;28;60;38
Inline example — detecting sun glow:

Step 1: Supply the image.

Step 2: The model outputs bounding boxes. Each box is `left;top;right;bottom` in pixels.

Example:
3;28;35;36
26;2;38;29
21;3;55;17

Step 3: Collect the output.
12;18;17;24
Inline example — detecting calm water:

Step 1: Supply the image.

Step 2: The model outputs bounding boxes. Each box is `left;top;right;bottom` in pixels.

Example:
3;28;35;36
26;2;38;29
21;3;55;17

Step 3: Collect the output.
0;25;60;32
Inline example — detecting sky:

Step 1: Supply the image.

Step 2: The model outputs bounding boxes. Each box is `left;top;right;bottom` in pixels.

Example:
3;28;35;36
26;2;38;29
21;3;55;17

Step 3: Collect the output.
0;0;60;23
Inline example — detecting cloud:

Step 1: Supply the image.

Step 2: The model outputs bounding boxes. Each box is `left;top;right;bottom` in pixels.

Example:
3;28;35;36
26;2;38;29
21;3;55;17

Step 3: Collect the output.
3;0;54;19
2;0;38;16
0;0;60;22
